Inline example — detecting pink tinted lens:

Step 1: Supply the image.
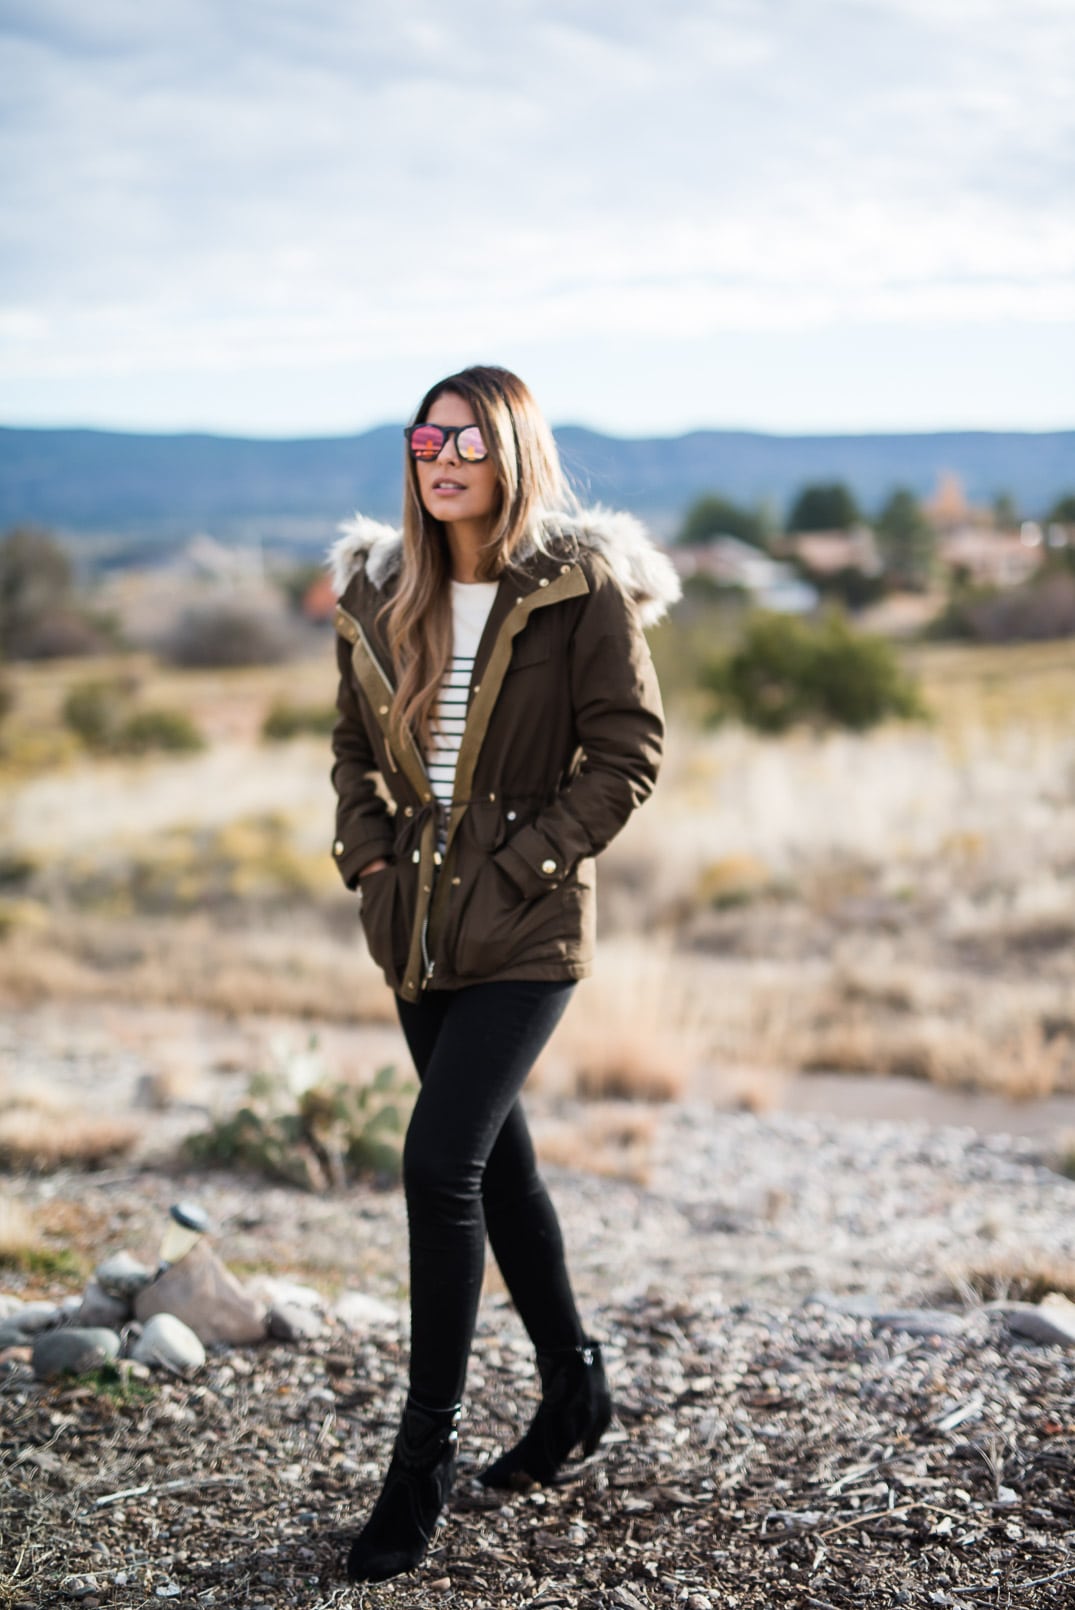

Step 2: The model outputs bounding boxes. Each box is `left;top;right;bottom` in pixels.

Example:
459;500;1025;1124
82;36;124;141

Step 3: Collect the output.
456;426;486;461
409;425;445;459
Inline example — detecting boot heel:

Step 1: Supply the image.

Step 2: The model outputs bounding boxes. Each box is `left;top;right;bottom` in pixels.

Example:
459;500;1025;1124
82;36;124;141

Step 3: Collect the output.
582;1399;612;1458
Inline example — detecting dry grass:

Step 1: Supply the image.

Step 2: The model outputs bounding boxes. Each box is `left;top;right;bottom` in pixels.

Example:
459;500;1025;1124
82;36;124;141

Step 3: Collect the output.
0;1198;40;1263
5;640;1075;1108
0;1072;143;1173
554;942;707;1102
534;1103;657;1185
0;911;396;1025
942;1254;1075;1306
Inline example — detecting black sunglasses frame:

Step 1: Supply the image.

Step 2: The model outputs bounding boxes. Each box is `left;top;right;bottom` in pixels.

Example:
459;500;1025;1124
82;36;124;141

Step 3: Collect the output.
404;422;490;462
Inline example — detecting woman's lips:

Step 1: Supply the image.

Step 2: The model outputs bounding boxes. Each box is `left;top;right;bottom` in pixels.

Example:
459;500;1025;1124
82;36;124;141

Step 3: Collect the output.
432;481;466;493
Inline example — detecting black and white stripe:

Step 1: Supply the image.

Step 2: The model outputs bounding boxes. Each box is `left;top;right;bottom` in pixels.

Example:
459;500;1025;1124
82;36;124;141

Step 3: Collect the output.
428;581;497;822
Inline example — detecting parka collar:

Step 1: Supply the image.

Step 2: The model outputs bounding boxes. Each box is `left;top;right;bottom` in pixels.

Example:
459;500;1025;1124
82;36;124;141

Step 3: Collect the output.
327;504;681;626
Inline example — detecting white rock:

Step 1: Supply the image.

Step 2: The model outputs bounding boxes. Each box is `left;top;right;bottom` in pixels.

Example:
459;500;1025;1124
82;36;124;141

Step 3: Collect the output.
10;1300;63;1334
0;1294;24;1320
96;1251;155;1299
333;1291;399;1331
247;1276;325;1312
131;1313;206;1374
268;1303;325;1343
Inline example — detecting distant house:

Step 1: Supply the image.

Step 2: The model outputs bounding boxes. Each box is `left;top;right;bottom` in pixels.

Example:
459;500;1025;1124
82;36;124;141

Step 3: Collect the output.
783;524;882;576
939;527;1043;589
671;537;818;613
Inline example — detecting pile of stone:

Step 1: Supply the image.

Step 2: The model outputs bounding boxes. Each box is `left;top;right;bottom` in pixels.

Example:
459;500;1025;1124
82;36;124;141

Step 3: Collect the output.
0;1201;365;1383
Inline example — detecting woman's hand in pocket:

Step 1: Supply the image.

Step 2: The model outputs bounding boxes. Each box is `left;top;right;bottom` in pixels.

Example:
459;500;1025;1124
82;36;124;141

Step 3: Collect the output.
359;857;391;879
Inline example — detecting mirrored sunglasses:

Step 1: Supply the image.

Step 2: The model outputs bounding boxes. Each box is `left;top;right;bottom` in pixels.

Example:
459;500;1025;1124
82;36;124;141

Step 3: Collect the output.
405;423;489;463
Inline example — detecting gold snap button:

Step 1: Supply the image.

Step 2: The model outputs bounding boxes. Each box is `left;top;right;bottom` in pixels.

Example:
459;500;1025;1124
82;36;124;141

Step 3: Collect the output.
506;810;517;821
560;563;571;573
539;577;549;587
404;805;414;817
412;849;420;863
333;840;344;856
451;876;461;886
541;858;557;875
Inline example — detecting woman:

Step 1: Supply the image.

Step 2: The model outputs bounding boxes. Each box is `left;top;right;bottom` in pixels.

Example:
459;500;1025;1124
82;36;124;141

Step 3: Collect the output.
329;365;678;1582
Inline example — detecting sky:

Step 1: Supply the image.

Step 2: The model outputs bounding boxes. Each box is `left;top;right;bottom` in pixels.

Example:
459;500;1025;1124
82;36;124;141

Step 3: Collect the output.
1;0;1073;439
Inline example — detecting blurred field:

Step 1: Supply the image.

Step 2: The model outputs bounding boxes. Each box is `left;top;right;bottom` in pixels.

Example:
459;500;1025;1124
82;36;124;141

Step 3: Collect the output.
2;635;1075;1132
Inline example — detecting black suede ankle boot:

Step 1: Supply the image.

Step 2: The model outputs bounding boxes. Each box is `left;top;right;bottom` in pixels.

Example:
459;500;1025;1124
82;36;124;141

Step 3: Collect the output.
479;1340;612;1489
346;1396;462;1583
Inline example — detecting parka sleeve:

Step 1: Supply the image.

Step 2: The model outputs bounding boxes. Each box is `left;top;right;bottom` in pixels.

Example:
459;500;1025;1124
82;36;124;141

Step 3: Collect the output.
330;631;396;889
492;567;664;899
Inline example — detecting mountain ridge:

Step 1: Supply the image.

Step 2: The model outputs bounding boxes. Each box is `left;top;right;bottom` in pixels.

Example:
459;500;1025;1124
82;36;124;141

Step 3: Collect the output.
2;423;1071;551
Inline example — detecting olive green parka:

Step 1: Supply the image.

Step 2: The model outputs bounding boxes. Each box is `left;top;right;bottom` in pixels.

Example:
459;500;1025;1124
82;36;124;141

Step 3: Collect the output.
329;508;679;1001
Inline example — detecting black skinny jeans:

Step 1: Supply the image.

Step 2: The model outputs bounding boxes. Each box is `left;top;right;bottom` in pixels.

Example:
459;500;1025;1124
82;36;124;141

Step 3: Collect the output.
395;979;584;1409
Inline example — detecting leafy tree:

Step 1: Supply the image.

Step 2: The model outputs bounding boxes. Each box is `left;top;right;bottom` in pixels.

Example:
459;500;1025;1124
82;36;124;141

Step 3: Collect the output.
0;526;73;657
703;610;924;734
993;491;1019;527
875;488;936;591
677;493;764;548
1048;493;1075;522
787;483;861;532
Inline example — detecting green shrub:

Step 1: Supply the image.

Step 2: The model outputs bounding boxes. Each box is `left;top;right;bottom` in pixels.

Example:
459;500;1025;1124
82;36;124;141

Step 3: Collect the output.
184;1056;414;1191
62;676;204;755
117;707;204;754
703;610;925;733
61;676;135;749
262;701;337;741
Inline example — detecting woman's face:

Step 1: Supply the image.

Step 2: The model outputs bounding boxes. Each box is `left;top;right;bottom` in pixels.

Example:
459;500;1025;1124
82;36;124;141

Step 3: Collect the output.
414;391;500;530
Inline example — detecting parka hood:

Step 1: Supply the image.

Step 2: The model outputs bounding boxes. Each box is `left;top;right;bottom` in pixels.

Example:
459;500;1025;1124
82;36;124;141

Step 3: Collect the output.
328;505;681;628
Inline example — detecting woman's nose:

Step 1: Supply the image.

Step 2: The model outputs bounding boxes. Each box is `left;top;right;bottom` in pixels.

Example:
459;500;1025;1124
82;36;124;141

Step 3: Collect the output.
436;433;459;463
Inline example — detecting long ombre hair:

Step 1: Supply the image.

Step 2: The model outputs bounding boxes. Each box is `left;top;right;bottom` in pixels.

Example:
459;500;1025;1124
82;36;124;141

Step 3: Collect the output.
385;365;571;754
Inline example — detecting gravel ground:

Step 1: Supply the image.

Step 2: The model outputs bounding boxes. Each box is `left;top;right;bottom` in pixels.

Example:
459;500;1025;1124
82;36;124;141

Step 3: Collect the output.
3;1105;1075;1609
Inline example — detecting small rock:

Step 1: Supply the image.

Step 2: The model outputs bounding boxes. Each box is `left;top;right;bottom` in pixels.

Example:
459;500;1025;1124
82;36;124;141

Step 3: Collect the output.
60;1573;100;1598
0;1294;24;1320
1007;1296;1075;1348
248;1276;324;1311
131;1312;206;1374
116;1358;152;1382
334;1291;399;1331
33;1327;121;1380
268;1303;325;1343
96;1251;155;1300
0;1324;28;1348
871;1309;965;1339
10;1299;64;1334
76;1280;131;1330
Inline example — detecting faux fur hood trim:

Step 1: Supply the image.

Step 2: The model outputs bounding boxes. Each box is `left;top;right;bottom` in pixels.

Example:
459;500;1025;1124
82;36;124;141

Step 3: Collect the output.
327;505;681;627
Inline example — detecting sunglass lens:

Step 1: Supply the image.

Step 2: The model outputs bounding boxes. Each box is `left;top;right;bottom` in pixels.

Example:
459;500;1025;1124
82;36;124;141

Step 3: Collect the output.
457;426;487;462
409;425;444;460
